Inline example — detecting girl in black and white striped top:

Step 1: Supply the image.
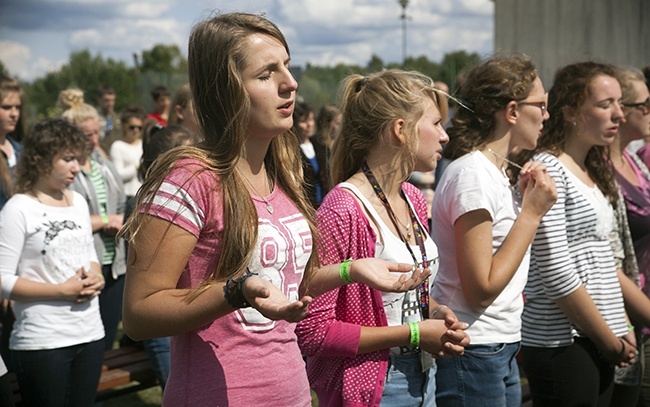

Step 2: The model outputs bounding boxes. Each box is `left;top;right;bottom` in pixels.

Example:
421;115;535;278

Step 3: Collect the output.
513;62;637;406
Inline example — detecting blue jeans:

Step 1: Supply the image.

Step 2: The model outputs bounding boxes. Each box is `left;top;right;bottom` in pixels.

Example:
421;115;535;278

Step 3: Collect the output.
142;337;170;390
435;342;521;407
12;338;104;407
381;352;437;407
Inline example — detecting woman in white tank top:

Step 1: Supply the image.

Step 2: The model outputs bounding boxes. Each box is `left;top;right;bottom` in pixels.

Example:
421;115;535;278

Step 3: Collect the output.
296;70;470;407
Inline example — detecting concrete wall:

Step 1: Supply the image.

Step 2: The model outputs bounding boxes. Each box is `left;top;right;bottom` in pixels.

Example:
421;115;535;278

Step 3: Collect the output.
494;0;650;86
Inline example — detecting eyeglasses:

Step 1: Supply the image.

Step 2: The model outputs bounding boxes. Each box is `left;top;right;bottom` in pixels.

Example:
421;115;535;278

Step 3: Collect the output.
622;98;650;114
128;125;143;131
518;101;547;115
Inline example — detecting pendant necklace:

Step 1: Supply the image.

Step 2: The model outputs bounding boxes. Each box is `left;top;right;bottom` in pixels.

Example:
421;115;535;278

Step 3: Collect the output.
361;161;430;318
394;201;412;240
241;171;274;214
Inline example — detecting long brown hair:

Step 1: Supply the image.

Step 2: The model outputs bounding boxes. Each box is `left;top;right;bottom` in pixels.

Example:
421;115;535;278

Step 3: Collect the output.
124;12;318;300
512;62;620;207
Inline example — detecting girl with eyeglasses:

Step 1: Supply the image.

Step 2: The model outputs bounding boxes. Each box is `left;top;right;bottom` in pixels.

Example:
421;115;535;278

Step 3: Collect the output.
432;55;557;406
513;62;638;406
110;106;147;200
608;66;650;406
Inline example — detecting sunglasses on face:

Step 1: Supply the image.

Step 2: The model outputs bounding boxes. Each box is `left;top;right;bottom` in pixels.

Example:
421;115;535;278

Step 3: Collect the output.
622;98;650;115
128;125;143;131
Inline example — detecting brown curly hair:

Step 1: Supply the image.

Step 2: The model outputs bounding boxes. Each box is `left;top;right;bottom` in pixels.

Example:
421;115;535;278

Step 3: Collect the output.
443;55;538;161
512;61;620;207
15;118;86;193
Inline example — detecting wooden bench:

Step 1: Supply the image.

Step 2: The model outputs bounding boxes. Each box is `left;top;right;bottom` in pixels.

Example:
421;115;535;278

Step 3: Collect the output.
10;345;158;405
95;345;158;401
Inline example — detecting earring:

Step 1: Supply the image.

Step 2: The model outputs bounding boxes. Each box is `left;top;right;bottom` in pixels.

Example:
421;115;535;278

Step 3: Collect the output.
572;121;576;127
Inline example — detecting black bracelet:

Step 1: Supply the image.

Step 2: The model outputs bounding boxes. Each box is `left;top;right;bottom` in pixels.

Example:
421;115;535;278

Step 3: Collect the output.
224;271;259;309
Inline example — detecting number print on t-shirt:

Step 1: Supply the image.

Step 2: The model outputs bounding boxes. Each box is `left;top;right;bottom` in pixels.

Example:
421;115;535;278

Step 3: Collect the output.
236;213;312;331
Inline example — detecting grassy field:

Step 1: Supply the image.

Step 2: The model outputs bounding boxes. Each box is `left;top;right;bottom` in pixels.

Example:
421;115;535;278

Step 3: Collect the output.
102;387;162;406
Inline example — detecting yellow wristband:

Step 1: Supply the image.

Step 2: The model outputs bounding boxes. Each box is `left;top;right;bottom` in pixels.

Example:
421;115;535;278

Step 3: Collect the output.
408;322;420;350
100;213;109;225
339;259;354;284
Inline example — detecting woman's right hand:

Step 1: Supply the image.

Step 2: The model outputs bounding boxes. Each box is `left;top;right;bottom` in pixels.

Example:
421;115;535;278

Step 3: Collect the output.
601;337;637;366
518;161;557;218
242;276;312;323
103;214;124;236
59;269;101;303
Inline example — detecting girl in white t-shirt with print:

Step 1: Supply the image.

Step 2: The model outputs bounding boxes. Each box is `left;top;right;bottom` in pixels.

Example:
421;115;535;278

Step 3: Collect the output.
0;118;105;406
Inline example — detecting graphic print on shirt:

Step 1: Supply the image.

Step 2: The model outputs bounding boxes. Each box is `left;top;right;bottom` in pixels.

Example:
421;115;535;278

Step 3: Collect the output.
36;219;93;281
237;213;311;331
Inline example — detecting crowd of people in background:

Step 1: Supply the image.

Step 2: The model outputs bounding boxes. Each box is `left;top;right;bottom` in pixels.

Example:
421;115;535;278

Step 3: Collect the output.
0;10;650;407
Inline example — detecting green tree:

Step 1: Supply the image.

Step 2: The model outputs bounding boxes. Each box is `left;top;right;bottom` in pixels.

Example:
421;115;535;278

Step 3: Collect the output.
24;50;139;118
140;44;188;74
0;61;9;78
439;51;481;90
366;54;385;72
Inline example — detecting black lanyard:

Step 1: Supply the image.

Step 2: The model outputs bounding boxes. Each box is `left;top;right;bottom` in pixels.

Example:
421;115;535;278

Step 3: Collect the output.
361;161;430;318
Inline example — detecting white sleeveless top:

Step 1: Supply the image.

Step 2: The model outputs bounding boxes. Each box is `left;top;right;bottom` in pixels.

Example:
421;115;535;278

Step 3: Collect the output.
339;182;438;329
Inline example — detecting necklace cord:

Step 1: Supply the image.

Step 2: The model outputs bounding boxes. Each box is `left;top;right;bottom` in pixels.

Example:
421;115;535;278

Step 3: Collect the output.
486;147;523;170
361;161;430;318
239;168;275;214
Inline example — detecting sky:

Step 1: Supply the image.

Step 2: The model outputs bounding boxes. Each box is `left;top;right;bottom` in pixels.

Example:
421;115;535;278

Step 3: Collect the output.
0;0;494;83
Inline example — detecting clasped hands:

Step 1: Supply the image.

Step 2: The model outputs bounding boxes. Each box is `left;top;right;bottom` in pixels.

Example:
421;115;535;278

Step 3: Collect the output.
61;268;105;303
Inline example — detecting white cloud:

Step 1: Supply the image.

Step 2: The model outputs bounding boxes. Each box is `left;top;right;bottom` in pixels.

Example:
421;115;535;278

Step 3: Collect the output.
0;40;65;81
0;41;31;73
69;18;186;54
123;1;174;18
0;0;494;81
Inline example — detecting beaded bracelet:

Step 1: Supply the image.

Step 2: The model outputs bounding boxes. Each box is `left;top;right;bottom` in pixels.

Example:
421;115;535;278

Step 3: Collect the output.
339;259;355;284
408;321;420;350
224;271;259;309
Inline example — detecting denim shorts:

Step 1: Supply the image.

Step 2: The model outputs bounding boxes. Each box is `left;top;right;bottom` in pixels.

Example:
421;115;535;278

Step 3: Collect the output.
435;342;521;407
381;352;437;407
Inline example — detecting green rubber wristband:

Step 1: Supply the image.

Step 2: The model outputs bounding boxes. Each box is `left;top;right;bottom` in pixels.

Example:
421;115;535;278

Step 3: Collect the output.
408;322;420;350
339;259;354;284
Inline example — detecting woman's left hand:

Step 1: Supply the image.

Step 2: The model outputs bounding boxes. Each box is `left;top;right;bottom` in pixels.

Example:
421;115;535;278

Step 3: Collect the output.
431;304;456;323
243;276;313;323
348;258;430;292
